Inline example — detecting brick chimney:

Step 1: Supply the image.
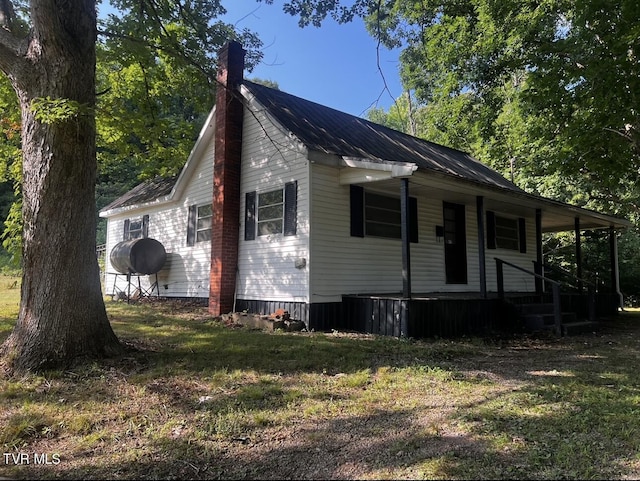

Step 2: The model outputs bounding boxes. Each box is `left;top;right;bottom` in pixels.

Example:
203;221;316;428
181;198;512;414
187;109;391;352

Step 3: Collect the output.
209;41;245;316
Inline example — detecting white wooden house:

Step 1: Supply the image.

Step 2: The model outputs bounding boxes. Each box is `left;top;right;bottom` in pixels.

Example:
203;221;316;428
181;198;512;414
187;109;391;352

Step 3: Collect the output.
100;41;630;336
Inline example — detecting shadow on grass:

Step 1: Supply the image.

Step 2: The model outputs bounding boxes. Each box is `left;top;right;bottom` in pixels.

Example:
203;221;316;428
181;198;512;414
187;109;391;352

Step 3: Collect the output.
18;380;640;480
106;300;477;378
4;305;640;479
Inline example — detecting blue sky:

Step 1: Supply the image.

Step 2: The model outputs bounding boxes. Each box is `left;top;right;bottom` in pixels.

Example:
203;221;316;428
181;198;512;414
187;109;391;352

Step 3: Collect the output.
221;2;403;117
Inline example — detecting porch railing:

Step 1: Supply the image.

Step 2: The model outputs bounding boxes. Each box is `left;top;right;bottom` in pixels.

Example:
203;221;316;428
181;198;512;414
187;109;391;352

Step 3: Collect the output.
533;261;597;320
534;261;593;291
495;257;563;334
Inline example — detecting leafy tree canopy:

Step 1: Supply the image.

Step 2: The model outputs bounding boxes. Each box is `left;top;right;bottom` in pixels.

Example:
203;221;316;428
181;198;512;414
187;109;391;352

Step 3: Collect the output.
1;0;266;254
274;0;640;296
276;0;638;217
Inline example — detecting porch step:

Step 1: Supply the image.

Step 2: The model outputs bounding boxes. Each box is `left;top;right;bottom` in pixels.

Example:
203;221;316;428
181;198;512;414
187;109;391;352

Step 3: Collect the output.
515;303;555;315
562;320;599;336
514;302;583;333
520;311;577;331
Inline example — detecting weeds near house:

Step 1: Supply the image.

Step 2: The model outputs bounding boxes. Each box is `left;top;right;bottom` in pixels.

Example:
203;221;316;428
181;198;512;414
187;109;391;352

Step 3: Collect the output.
2;277;640;479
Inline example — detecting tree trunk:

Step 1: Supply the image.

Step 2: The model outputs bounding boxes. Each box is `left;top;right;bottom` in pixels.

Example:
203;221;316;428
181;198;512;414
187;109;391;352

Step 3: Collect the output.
0;0;122;373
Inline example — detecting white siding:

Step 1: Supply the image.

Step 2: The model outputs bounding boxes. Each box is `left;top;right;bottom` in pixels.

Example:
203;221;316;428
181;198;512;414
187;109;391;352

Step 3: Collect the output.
310;164;411;302
104;100;311;304
485;216;538;293
236;105;310;302
103;137;214;299
103;102;537;305
309;163;537;303
410;197;481;293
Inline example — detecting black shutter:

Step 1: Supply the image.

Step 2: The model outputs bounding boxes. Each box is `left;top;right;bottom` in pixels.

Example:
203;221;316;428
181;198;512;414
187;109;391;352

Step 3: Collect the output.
245;191;256;241
123;219;130;241
350;185;364;237
518;217;527;253
284;181;297;236
186;205;197;246
409;196;419;243
142;215;149;238
486;211;496;249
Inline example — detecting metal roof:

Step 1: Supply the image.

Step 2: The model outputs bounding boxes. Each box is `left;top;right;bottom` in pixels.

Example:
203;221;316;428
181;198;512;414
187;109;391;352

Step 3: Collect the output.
100;175;177;213
100;81;629;230
243;80;524;193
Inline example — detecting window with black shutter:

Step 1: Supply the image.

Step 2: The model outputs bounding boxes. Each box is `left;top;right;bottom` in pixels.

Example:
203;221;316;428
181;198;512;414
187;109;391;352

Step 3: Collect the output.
186;204;213;246
487;211;524;251
258;189;284;235
124;217;144;240
350;186;418;242
245;181;298;239
195;205;213;242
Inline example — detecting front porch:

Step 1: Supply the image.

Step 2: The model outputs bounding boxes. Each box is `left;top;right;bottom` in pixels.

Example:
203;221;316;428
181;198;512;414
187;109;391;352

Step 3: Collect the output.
338;289;620;339
235;281;620;338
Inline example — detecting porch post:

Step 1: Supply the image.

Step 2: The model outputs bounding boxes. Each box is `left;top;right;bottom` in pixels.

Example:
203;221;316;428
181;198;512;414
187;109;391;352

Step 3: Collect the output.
476;196;487;298
609;226;623;309
400;178;412;298
535;208;543;294
575;217;583;292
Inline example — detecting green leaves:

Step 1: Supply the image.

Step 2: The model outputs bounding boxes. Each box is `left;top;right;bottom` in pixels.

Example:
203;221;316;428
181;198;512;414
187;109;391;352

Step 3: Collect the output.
0;1;266;253
277;0;640;298
29;97;92;125
95;1;264;182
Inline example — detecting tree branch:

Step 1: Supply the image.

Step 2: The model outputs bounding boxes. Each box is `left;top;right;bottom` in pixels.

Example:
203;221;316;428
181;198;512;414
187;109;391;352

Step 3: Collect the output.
97;28;215;84
0;0;31;79
603;125;639;154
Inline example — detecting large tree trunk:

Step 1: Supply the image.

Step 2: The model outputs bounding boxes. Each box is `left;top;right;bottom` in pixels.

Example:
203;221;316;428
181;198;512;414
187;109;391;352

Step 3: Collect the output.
0;0;122;373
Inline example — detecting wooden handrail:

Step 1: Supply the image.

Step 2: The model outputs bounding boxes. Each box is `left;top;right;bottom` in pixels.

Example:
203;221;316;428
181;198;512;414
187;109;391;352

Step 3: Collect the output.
534;260;598;321
534;261;597;291
497;258;560;287
495;257;563;335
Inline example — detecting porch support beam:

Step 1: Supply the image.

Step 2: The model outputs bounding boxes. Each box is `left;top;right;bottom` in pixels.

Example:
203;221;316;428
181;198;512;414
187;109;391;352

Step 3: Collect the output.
575;217;583;292
476;196;487;298
535;209;543;295
609;226;623;309
400;178;412;299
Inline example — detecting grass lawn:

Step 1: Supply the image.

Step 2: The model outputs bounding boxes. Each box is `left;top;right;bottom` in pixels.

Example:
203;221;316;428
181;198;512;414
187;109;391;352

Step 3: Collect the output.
2;274;640;479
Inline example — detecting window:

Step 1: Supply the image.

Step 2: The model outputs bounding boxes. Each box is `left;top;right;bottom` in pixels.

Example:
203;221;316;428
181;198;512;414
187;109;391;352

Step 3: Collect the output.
350;185;418;242
186;204;212;246
245;181;297;240
196;204;212;242
365;192;401;239
128;220;143;240
486;211;526;253
124;215;148;240
495;216;519;250
258;189;284;235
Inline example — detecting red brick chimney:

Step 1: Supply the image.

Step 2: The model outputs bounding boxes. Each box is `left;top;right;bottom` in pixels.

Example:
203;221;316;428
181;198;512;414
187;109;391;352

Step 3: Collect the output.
209;41;245;316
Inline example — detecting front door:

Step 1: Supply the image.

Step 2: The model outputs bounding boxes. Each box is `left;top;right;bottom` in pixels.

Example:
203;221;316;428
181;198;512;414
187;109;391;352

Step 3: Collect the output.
443;202;467;284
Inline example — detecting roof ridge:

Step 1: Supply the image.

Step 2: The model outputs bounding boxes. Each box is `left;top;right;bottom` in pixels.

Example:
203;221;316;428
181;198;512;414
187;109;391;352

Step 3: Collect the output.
242;79;522;193
242;79;481;161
